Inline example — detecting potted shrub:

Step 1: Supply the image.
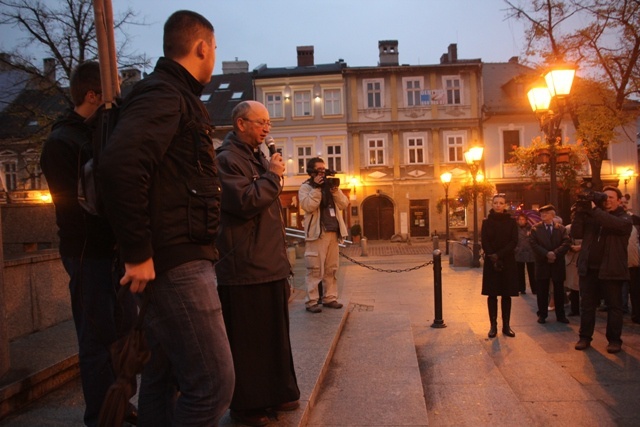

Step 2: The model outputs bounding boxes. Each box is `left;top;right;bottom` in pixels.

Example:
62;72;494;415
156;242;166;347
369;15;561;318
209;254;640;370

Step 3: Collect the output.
350;224;362;243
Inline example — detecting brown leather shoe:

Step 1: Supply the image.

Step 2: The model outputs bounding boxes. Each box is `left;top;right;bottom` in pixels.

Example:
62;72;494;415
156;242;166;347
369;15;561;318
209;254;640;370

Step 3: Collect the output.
575;339;591;350
323;300;343;309
606;342;622;354
230;409;269;426
306;304;322;313
272;400;300;411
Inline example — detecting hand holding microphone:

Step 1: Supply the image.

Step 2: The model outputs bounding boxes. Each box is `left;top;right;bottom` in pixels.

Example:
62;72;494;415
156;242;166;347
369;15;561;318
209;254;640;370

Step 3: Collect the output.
265;136;285;177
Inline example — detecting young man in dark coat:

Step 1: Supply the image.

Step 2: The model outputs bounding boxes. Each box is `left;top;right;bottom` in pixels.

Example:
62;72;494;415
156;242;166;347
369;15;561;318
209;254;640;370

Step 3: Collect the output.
529;204;571;324
98;11;234;425
572;186;632;354
215;100;300;427
40;61;138;427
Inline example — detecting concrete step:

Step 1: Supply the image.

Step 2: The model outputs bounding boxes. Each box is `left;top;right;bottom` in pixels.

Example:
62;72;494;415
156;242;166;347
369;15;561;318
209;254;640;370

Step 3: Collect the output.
0;321;79;420
306;310;429;426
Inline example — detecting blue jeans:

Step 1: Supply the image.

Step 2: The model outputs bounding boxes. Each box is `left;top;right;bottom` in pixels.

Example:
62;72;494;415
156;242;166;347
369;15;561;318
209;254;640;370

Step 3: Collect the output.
62;256;137;427
138;260;234;427
579;270;624;344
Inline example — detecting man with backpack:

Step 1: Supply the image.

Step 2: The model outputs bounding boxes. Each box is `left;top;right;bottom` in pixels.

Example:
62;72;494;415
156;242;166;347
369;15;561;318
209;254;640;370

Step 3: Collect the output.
40;61;138;427
97;10;234;426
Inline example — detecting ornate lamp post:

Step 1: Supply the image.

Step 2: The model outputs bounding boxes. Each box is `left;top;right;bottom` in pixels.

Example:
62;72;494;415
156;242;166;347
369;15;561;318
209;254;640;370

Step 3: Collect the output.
527;66;576;208
440;171;452;255
464;146;484;268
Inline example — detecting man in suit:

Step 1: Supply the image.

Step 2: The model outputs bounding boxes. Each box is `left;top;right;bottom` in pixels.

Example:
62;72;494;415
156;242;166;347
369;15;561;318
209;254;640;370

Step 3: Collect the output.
530;204;571;324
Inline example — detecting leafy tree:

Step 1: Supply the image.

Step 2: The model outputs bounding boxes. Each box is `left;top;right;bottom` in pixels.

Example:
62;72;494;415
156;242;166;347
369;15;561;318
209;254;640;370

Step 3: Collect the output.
505;0;640;191
510;135;588;193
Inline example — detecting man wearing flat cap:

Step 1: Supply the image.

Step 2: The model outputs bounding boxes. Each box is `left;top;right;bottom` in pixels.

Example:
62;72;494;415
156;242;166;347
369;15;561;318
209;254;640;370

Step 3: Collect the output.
530;204;571;324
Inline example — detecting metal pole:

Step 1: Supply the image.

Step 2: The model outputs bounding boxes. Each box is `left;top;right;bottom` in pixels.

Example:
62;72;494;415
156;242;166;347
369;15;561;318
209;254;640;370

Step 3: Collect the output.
472;176;481;268
444;186;450;255
431;249;446;328
548;127;558;208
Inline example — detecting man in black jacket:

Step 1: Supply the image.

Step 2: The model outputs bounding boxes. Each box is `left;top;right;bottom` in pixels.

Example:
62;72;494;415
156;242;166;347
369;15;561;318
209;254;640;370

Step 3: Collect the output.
572;186;632;354
40;61;137;427
529;204;571;324
98;11;234;425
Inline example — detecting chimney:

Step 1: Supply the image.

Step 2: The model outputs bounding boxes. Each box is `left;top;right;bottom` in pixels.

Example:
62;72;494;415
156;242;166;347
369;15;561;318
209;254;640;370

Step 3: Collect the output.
43;57;56;82
297;46;314;67
222;59;250;74
448;44;458;62
120;68;142;85
508;56;519;64
378;40;399;66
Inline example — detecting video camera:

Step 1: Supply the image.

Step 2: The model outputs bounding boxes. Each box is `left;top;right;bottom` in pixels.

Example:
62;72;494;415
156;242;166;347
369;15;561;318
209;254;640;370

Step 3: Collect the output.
323;169;340;188
574;190;607;212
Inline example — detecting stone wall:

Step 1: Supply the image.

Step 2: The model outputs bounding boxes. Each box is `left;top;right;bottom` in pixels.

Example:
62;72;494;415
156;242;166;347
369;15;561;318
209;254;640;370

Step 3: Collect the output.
3;251;69;341
1;204;59;258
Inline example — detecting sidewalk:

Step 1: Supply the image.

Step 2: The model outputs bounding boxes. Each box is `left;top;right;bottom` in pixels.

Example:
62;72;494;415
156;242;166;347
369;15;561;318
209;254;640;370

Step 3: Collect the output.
2;240;640;426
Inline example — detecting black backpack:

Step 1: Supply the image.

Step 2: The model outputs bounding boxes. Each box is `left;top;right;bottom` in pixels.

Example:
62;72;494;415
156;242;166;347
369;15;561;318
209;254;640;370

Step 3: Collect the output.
77;102;119;216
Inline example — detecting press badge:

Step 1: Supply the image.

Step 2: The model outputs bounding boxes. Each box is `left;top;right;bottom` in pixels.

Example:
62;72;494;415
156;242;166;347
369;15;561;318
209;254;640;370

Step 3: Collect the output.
329;208;336;217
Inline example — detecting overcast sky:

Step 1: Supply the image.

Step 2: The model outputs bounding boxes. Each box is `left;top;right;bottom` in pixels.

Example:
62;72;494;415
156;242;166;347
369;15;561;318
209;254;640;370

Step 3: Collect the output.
111;0;527;74
0;0;528;74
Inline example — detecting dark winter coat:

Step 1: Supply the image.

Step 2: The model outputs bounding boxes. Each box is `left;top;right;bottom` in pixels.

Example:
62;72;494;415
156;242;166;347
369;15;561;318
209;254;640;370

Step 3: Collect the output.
514;223;535;263
214;132;291;286
481;210;519;297
40;109;116;258
529;222;571;282
99;57;219;274
572;206;632;280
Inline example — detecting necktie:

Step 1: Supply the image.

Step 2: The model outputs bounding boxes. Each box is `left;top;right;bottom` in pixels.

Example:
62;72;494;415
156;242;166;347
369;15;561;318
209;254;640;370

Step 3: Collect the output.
547;224;553;236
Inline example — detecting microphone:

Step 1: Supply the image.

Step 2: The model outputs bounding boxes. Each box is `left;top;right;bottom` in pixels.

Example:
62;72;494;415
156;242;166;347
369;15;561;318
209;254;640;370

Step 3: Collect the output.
265;136;277;156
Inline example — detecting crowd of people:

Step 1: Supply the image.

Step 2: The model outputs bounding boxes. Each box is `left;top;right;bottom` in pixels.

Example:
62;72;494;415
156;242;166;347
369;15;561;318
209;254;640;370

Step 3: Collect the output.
41;9;348;427
481;189;639;356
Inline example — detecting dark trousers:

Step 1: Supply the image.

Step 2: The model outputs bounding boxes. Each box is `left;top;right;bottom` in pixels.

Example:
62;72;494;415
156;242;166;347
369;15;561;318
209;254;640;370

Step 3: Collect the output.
579;270;624;344
516;261;536;293
62;256;137;427
536;278;566;320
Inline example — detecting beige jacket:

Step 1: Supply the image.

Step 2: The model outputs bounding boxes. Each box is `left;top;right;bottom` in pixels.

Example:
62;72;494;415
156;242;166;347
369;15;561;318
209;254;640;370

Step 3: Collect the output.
298;181;349;241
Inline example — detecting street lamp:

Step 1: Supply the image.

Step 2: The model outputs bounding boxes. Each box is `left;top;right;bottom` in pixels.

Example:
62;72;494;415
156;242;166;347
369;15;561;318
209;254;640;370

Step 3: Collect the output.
440;171;452;255
527;65;576;207
464;146;484;268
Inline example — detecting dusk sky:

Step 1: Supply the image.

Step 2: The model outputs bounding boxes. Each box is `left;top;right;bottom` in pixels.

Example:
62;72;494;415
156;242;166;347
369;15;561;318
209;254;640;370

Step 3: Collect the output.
0;0;530;74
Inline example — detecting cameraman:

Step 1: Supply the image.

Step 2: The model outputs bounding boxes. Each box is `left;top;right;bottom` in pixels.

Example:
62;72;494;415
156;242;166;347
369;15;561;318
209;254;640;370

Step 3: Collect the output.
572;186;632;354
299;157;350;313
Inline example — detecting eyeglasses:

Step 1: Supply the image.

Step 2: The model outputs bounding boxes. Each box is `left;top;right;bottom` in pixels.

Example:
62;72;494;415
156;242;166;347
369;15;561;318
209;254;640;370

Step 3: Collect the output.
241;118;272;128
314;169;326;175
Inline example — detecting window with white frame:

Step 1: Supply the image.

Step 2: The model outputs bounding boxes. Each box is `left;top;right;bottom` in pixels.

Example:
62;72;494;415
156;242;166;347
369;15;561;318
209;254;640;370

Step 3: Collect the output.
444;132;465;162
293;90;312;117
443;76;462;105
296;145;314;174
326;144;344;172
403;77;423;107
265;92;283;118
502;129;521;163
405;134;427;164
323;88;342;116
364;79;383;108
2;160;17;190
367;138;386;166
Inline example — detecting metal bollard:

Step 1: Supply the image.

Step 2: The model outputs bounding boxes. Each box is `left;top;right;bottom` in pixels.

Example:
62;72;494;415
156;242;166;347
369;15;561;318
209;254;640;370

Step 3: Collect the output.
431;249;447;328
360;237;368;257
432;234;439;251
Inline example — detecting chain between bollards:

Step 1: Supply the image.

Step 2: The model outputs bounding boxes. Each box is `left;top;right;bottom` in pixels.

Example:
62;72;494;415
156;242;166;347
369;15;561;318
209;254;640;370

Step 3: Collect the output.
431;249;446;328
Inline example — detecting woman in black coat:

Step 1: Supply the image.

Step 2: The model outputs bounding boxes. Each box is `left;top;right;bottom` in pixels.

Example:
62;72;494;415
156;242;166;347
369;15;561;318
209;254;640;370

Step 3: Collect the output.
481;194;519;338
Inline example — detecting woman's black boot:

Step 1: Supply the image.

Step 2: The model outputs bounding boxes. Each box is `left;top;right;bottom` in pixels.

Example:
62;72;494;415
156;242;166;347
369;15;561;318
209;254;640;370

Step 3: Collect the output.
488;297;498;338
501;297;516;337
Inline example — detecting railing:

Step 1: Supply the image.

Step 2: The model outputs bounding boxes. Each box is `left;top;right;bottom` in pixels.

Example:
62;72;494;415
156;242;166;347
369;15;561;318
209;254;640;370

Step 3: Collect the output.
285;228;352;247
